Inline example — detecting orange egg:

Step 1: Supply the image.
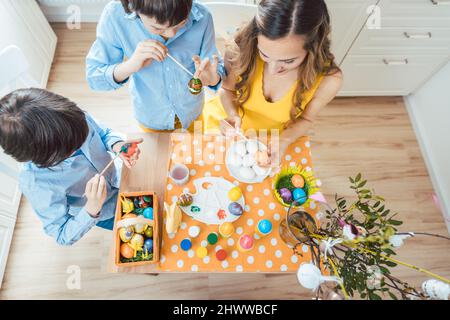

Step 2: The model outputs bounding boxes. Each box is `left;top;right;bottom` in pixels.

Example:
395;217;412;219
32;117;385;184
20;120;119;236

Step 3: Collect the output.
120;243;135;259
121;213;137;220
291;174;305;188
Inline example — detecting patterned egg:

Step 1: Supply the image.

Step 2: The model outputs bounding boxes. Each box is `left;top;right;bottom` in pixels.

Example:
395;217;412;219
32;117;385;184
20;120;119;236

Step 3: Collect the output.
291;174;305;188
228;186;243;201
279;188;293;203
239;166;256;180
188;78;203;95
120;243;135;259
143;238;153;254
242;153;256;167
293;188;308;204
228;202;244;216
144;226;153;238
129;234;144;249
119;226;134;243
177;193;193;207
143;207;153;220
134;223;147;234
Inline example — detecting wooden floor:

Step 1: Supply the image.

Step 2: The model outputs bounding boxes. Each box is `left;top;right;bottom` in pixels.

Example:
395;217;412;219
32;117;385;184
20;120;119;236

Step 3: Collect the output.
1;23;449;300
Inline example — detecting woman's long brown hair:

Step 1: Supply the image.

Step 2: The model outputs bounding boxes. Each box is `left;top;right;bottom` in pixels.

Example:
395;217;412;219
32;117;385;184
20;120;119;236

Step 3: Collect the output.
228;0;340;123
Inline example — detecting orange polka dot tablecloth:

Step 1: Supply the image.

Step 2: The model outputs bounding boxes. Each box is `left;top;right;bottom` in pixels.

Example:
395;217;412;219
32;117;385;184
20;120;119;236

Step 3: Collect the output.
159;133;321;273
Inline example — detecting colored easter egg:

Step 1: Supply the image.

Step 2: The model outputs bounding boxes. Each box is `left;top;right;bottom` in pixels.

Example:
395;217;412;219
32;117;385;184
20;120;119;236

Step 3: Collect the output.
177;193;193;207
144;226;153;238
143;195;153;205
121;213;137;220
238;234;254;251
143;207;153;220
291;174;305;188
216;249;227;261
143;238;153;254
219;222;235;238
293;188;307;204
191;206;201;213
188;78;203;95
130;234;144;249
121;197;134;214
279;188;293;203
228;202;243;216
119;226;134;242
134;223;147;234
228;187;242;202
257;219;273;235
120;243;135;259
180;238;192;251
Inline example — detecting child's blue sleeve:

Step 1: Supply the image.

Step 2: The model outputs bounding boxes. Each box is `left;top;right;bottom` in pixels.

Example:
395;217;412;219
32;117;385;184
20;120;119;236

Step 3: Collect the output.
200;12;226;92
20;176;99;246
86;5;126;91
85;113;125;152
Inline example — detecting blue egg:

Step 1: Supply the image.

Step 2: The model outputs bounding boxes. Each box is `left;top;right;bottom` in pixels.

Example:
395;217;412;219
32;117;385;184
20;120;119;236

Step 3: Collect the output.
143;238;153;254
180;238;192;251
293;188;307;204
143;207;153;220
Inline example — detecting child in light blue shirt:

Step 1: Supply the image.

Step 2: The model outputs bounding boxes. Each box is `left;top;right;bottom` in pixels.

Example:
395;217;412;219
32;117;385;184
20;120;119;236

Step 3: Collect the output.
86;0;225;130
0;88;142;245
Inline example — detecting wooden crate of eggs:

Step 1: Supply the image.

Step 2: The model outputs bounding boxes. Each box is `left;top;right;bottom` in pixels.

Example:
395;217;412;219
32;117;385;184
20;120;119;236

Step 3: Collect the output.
114;191;159;266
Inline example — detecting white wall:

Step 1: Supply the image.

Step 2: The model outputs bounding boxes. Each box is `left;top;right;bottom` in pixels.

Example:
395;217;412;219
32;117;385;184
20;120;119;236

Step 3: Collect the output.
405;60;450;232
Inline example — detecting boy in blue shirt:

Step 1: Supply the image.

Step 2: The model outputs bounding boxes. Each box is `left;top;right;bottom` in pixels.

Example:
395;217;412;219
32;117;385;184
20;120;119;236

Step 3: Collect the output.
86;0;225;130
0;88;142;245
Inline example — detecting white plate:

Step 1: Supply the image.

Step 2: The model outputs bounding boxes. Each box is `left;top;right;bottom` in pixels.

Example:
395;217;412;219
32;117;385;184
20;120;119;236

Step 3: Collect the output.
226;139;272;184
179;177;245;225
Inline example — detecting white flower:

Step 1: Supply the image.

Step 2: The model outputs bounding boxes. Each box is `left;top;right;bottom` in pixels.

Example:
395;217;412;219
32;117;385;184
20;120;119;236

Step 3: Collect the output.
342;225;356;240
389;233;414;248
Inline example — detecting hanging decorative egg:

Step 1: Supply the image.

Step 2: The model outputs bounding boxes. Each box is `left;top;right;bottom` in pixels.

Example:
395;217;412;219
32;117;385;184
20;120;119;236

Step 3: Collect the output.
279;188;293;203
120;243;135;259
143;238;154;255
293;188;307;204
188;78;203;95
177;193;193;207
228;202;244;216
143;207;154;220
144;226;153;238
228;186;243;202
129;234;144;250
242;153;256;167
229;153;243;167
119;226;134;243
134;223;147;234
291;174;305;188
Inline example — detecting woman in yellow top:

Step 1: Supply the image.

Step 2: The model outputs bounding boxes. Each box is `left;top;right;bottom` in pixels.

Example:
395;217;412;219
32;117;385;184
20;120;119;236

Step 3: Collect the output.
202;0;343;162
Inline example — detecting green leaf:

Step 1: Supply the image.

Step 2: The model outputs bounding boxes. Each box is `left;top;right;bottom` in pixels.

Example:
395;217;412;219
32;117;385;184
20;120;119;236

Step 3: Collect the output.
349;177;355;183
387;219;403;226
358;180;367;188
388;292;398;300
355;173;362;182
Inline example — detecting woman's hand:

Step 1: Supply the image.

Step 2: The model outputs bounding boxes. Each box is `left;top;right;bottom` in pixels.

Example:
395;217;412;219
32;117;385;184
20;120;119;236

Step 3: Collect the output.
220;115;242;137
85;174;107;217
112;138;144;169
192;55;221;87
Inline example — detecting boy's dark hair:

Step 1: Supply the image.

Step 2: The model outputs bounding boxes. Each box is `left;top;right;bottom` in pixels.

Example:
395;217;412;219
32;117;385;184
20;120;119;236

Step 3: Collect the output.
120;0;193;27
0;88;89;168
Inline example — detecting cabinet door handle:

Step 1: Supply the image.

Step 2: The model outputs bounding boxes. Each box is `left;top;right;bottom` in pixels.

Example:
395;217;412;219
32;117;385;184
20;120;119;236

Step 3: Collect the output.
383;59;409;65
404;32;432;39
430;0;450;5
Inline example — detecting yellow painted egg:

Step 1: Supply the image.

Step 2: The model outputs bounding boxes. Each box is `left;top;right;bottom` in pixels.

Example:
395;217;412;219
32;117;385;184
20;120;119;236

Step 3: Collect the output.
291;174;305;188
228;187;243;202
120;243;135;259
119;226;134;242
144;226;153;238
129;234;144;250
134;223;147;234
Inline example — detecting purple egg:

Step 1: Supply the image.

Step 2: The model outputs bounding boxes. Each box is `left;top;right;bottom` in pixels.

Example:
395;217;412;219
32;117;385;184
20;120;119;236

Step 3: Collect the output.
279;188;293;202
228;202;243;216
